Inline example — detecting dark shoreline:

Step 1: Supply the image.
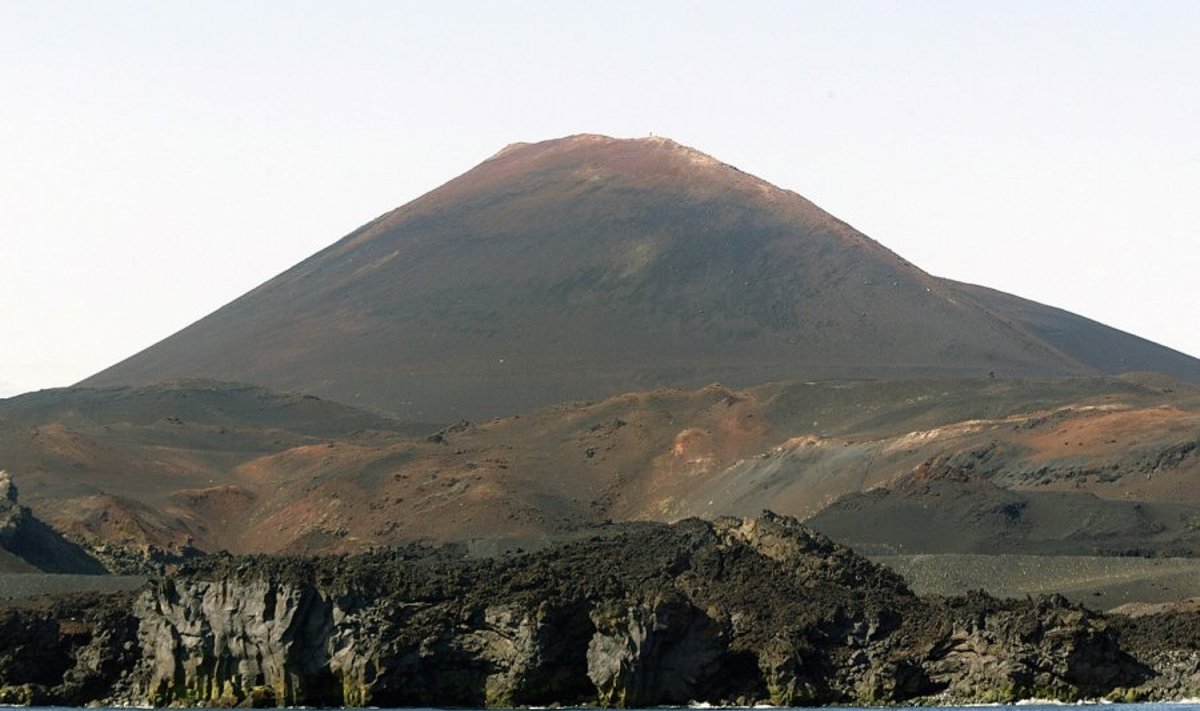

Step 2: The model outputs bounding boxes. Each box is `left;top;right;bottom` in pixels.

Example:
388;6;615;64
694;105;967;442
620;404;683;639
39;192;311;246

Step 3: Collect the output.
4;516;1200;708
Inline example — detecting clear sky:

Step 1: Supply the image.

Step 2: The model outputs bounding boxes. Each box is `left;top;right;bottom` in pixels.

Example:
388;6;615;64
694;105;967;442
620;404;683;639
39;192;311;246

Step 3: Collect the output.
3;1;1198;398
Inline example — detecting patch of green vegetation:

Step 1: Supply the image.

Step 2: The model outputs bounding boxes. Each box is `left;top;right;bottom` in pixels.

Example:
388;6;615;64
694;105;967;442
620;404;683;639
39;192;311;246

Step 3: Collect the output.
1027;684;1079;703
976;685;1018;704
1107;686;1149;703
340;677;371;707
766;679;820;706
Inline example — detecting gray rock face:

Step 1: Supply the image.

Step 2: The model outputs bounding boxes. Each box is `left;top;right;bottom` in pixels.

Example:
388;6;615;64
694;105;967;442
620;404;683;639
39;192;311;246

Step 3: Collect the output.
921;595;1132;703
0;514;1172;707
135;577;334;706
125;562;602;707
587;595;727;706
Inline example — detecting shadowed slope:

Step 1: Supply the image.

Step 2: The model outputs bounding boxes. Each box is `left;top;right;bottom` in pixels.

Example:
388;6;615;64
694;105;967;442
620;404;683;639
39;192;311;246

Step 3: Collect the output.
79;134;1196;422
0;471;107;574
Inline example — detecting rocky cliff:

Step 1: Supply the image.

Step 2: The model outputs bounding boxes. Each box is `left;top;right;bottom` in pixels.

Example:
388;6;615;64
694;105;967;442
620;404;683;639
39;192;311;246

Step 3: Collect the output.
3;513;1194;707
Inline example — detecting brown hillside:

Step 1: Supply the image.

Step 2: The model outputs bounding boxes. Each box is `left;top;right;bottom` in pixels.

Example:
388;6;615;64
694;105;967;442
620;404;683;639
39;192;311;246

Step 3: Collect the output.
4;376;1199;558
80;135;1199;421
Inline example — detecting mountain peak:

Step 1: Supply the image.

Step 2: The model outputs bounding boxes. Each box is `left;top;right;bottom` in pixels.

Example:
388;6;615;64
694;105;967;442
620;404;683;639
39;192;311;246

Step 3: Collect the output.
82;136;1200;420
484;133;737;176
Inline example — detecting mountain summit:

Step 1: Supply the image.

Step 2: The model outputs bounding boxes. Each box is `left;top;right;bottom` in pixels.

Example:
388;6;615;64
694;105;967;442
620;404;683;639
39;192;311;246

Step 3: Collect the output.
83;134;1200;420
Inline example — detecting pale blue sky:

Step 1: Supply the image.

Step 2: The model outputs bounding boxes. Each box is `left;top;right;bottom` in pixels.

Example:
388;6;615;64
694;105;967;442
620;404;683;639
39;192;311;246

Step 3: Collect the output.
3;1;1198;397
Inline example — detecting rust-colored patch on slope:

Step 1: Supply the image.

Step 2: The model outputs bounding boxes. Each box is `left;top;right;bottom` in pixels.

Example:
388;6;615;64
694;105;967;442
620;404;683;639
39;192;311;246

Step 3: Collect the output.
5;377;1200;556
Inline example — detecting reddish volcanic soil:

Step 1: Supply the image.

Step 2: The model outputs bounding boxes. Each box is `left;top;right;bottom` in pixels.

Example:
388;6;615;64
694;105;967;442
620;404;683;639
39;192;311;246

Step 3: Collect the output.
2;375;1199;558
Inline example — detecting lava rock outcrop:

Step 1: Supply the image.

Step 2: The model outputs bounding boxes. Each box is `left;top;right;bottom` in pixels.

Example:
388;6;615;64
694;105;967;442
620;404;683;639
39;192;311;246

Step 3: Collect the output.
0;514;1165;706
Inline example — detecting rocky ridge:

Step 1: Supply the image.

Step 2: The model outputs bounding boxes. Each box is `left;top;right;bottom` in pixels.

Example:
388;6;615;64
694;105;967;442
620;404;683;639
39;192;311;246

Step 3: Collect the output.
8;513;1199;707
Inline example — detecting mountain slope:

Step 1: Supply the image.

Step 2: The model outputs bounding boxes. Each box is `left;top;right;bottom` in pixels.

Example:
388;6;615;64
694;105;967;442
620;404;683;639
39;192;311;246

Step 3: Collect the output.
950;280;1200;380
80;134;1199;421
5;376;1200;558
0;381;418;555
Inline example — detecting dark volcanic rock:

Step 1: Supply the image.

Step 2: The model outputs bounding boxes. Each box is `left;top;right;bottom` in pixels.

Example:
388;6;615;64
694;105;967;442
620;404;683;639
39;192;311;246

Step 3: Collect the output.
1110;607;1200;700
0;514;1164;707
0;592;139;705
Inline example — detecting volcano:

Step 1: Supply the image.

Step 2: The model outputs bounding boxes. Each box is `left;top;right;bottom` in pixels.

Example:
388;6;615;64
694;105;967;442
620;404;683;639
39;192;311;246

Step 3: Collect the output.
82;135;1200;421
